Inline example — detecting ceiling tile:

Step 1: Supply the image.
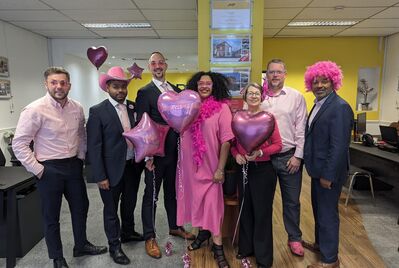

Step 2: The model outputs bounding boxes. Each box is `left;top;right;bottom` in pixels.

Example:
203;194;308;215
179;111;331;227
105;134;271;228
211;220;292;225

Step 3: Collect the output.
92;29;158;37
11;21;86;31
133;0;196;9
337;27;399;36
156;29;197;38
41;0;135;9
264;19;290;28
141;10;197;20
372;7;399;18
264;8;303;20
277;27;345;36
0;0;50;9
296;7;385;19
263;28;281;36
264;0;312;8
62;9;146;22
150;20;197;30
0;10;70;21
354;18;399;28
309;0;399;8
33;29;100;38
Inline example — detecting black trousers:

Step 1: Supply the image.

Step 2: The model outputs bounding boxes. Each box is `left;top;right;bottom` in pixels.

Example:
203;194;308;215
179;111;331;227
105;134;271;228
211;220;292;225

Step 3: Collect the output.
238;161;277;267
141;155;178;240
99;160;143;251
37;157;89;259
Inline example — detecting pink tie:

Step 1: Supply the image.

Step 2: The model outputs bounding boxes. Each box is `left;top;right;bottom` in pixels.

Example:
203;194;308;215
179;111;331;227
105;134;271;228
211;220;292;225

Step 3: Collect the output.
161;82;169;92
117;104;133;149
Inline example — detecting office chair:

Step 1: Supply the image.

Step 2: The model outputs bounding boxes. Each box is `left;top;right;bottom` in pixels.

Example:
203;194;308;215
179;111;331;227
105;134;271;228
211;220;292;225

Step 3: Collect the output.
345;165;375;207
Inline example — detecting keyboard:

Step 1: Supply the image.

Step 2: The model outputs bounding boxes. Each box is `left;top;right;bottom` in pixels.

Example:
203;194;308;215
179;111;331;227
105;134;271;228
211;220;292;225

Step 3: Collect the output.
377;145;399;153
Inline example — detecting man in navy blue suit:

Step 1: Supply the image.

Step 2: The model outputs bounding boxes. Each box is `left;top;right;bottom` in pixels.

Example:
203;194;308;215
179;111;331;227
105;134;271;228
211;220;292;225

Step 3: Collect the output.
302;61;354;268
87;66;144;265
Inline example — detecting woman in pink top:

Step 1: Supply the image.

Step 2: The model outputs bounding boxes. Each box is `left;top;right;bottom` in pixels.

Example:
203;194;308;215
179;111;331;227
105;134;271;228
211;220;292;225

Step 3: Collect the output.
231;83;282;268
177;71;234;268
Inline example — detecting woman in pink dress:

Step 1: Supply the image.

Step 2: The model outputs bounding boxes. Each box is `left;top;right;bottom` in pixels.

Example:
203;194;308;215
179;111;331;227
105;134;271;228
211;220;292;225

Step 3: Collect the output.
231;83;282;268
177;71;234;268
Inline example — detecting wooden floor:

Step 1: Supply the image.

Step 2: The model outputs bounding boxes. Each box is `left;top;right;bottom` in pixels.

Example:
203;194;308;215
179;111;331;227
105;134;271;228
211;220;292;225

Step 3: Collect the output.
189;171;386;268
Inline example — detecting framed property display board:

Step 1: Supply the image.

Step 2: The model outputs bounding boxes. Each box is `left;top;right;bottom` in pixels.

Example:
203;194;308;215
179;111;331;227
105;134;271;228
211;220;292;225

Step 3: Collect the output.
211;34;251;64
211;0;251;29
211;67;250;97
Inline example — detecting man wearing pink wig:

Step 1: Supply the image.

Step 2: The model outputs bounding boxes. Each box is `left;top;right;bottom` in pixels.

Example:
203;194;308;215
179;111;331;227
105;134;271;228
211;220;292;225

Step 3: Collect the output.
303;61;353;268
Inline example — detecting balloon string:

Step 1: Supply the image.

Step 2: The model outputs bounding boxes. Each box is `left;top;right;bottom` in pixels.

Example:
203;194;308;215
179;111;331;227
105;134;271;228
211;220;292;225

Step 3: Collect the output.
232;163;248;246
152;169;157;235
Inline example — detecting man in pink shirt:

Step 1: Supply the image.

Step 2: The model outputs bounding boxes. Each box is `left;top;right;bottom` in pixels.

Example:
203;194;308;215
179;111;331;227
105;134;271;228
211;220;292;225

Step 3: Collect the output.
262;59;308;256
12;67;106;268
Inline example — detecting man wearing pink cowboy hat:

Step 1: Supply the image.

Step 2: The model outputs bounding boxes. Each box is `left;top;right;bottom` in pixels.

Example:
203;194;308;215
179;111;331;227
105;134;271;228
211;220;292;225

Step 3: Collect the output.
86;66;144;265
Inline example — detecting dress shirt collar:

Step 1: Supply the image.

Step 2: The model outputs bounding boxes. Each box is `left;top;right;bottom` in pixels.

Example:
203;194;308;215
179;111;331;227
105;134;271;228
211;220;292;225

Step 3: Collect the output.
152;78;167;88
108;96;127;108
45;92;70;108
266;87;287;97
313;91;333;106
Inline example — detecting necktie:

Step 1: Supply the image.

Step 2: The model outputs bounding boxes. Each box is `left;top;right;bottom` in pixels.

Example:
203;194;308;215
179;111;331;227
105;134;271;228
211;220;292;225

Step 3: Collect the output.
117;104;133;149
161;82;169;92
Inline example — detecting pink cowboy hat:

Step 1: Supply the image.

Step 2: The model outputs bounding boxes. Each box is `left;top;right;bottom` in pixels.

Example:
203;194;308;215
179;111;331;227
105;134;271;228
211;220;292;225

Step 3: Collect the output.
99;66;132;91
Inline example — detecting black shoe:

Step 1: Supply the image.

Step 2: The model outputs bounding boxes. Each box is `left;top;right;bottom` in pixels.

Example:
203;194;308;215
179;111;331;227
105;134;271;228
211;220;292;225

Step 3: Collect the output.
73;241;107;257
121;230;144;243
53;257;69;268
211;244;230;268
187;230;211;251
110;247;130;265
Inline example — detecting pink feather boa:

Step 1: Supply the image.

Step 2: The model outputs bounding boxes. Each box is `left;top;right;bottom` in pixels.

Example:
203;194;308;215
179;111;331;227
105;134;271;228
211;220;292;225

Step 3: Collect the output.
190;96;224;166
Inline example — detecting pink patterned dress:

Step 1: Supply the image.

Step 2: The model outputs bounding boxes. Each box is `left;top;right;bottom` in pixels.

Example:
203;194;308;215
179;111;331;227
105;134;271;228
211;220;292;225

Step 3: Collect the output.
176;103;234;235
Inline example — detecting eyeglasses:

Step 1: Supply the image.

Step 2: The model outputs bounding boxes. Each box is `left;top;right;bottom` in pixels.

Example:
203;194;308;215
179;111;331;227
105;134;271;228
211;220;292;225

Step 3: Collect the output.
197;81;213;87
247;92;261;97
267;70;285;75
48;80;70;87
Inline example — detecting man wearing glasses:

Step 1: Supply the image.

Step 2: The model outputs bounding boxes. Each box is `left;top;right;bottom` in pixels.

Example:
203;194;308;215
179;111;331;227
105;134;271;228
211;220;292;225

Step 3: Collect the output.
262;59;308;257
13;67;106;268
136;52;195;259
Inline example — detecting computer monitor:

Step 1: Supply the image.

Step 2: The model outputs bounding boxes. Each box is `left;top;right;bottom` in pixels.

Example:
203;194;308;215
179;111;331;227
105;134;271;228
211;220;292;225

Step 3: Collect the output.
379;125;399;148
357;112;367;134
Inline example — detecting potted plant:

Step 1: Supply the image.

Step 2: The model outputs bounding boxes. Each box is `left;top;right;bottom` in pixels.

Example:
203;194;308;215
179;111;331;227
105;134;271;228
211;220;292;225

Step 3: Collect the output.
3;130;14;145
357;79;374;110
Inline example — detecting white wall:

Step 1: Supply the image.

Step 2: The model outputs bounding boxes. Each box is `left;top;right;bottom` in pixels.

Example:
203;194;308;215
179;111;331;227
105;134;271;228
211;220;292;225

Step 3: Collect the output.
380;33;399;124
0;21;49;165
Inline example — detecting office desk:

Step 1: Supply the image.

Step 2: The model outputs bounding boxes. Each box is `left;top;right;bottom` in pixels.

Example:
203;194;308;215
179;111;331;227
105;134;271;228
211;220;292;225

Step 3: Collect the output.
0;167;35;268
349;143;399;180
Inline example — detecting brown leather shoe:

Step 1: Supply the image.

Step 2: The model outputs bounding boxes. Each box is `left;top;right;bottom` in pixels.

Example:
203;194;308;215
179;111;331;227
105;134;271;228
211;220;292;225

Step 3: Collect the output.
169;227;196;240
302;240;320;253
145;238;161;259
307;260;340;268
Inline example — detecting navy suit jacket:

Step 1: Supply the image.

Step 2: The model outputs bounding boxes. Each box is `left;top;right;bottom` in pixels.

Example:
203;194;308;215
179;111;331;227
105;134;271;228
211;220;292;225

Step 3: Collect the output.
86;99;136;186
135;81;181;160
304;92;354;183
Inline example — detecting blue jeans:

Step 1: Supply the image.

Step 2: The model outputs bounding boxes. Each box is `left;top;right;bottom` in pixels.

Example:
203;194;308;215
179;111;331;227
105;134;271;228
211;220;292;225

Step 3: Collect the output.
271;150;303;242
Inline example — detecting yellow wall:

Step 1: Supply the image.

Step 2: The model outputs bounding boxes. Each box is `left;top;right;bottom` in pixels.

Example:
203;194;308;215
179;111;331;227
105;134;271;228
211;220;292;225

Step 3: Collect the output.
263;37;385;120
127;72;194;101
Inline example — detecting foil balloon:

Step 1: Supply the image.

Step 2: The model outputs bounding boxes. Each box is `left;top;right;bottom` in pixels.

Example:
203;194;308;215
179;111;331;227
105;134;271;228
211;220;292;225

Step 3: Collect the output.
232;110;275;153
123;112;169;162
157;90;201;133
87;46;108;69
127;62;144;79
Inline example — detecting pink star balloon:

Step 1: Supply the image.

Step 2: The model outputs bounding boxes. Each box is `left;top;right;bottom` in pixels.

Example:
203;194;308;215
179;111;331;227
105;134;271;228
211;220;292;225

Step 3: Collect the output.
127;62;144;79
123;112;169;162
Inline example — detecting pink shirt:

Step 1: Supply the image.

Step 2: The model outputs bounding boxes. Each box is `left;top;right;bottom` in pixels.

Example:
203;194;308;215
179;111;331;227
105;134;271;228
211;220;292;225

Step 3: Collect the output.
13;93;86;175
260;86;307;159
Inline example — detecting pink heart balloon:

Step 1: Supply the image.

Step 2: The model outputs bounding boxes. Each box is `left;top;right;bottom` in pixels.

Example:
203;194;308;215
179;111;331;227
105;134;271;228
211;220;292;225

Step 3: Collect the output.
157;90;201;133
87;46;108;69
123;112;169;162
232;110;275;153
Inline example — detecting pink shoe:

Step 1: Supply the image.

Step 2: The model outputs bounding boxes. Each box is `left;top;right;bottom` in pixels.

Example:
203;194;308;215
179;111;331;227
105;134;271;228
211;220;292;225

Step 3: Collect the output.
288;241;304;256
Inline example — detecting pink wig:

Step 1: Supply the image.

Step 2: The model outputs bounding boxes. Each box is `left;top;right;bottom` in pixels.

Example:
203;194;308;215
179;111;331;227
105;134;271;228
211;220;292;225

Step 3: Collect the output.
304;61;343;91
